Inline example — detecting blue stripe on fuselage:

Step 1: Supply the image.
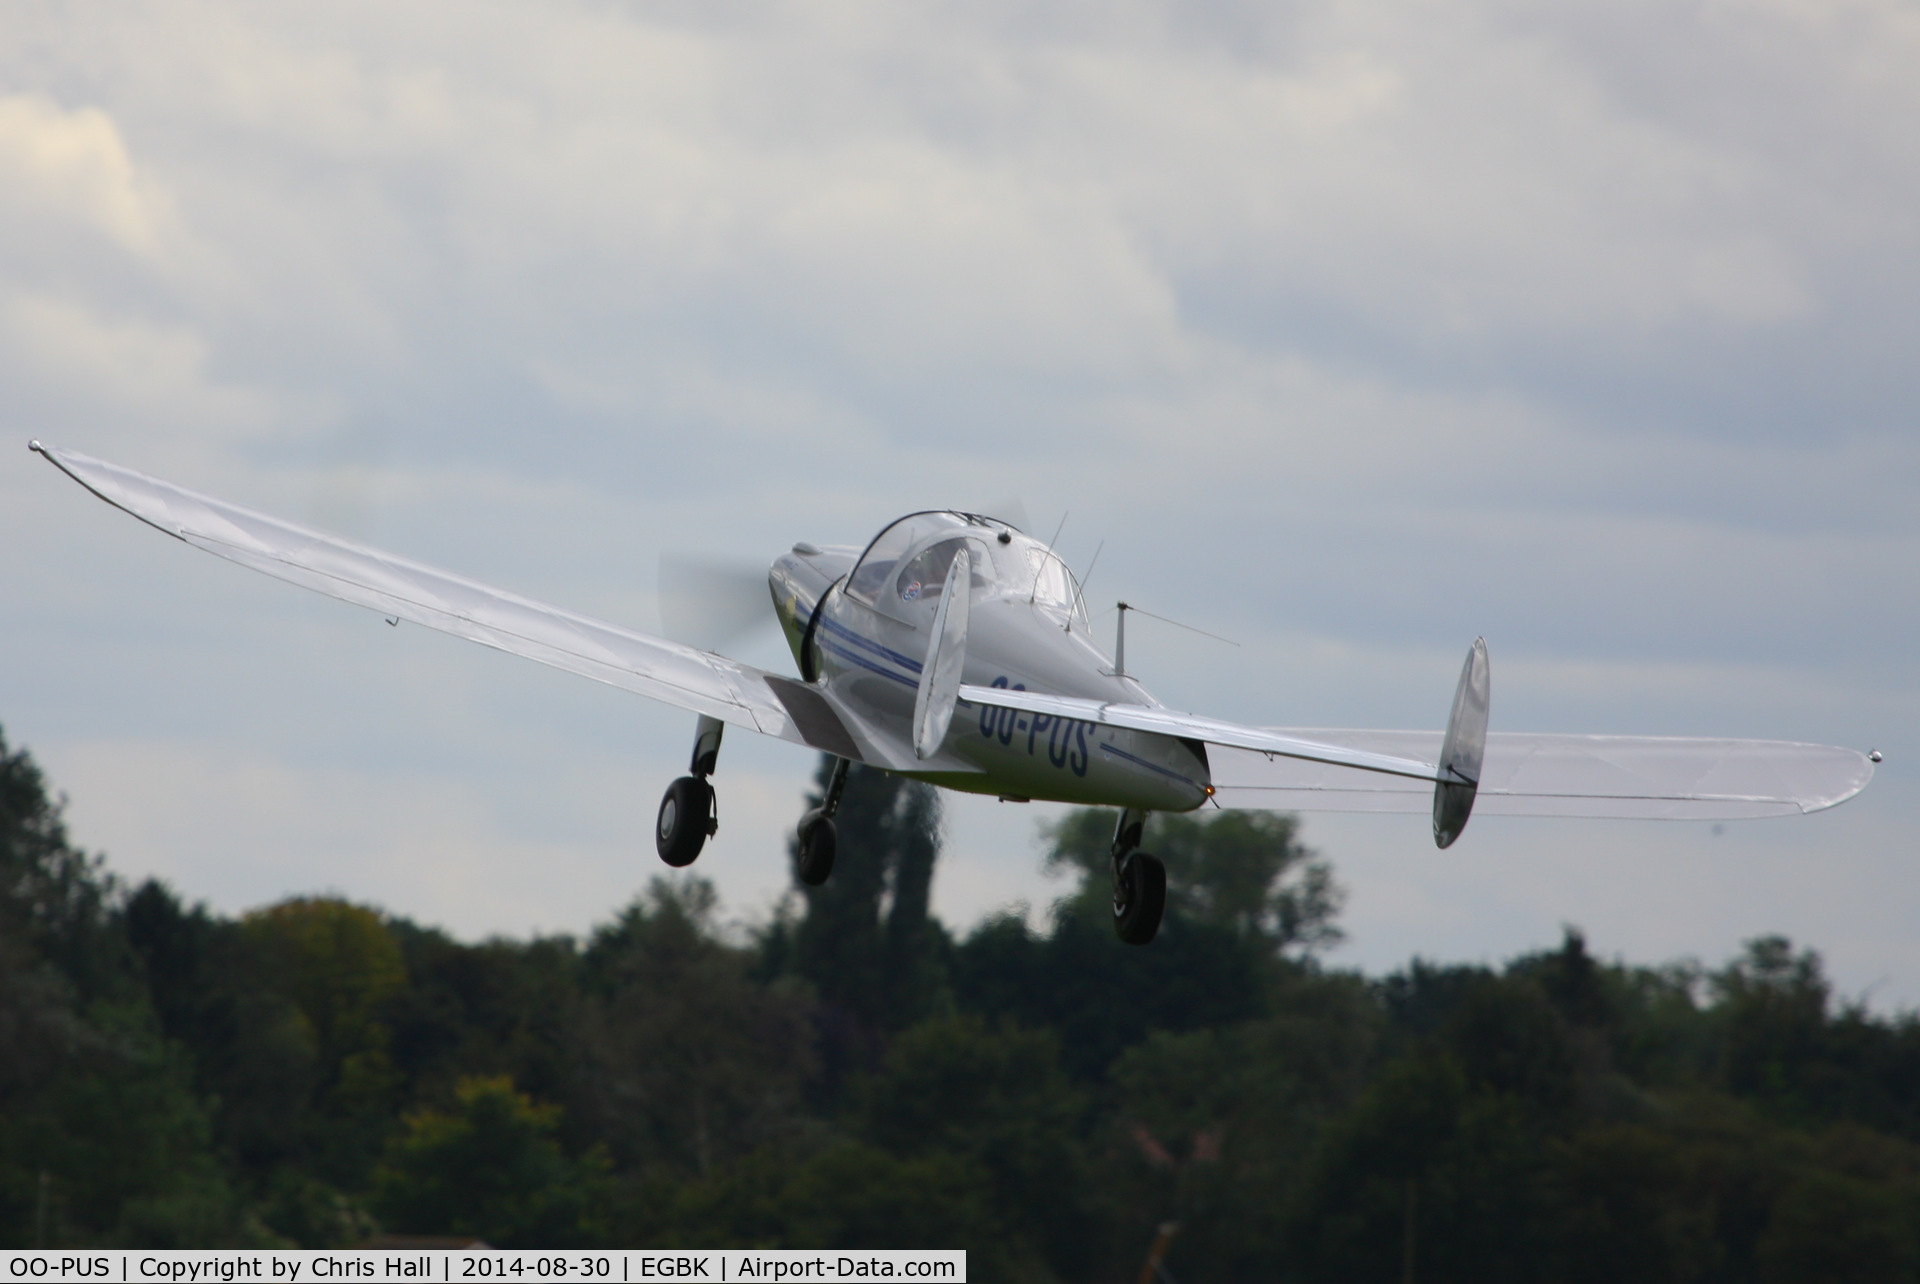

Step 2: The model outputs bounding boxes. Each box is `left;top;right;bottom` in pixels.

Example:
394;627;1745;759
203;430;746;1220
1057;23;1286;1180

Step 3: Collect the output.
818;615;924;675
818;637;921;688
1101;742;1202;791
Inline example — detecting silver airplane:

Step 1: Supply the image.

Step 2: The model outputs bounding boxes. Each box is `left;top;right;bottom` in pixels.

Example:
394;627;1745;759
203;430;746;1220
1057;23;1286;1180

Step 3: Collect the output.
33;443;1876;946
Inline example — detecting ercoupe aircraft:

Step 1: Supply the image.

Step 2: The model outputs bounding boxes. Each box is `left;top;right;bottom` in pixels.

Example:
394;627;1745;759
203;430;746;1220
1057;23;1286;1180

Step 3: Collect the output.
33;443;1876;945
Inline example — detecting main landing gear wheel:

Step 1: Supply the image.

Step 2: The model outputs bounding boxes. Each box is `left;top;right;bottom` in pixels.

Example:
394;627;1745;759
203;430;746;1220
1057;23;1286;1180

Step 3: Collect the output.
1114;852;1166;945
792;755;851;887
656;775;716;868
796;810;837;886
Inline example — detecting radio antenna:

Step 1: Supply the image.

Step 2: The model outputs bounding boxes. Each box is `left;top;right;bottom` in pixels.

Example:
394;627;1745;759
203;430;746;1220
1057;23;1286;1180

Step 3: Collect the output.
1112;600;1239;680
1032;510;1071;607
1076;539;1105;599
1124;604;1240;648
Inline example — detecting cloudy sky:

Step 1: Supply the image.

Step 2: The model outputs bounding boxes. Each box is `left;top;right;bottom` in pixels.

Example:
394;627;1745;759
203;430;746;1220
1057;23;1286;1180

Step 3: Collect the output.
4;0;1916;1000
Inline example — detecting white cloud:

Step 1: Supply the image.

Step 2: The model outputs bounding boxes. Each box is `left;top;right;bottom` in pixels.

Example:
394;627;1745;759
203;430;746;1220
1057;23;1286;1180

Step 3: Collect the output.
0;95;161;255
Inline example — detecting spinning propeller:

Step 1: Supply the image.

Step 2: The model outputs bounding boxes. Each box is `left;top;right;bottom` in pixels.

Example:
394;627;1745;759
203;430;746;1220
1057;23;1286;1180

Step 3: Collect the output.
657;553;777;652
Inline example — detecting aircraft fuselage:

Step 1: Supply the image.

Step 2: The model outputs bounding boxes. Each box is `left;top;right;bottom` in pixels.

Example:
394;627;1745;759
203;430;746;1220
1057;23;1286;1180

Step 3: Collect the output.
769;513;1211;812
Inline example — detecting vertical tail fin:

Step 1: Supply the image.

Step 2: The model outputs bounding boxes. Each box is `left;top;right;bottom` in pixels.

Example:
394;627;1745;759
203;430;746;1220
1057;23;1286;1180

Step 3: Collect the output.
1433;637;1490;848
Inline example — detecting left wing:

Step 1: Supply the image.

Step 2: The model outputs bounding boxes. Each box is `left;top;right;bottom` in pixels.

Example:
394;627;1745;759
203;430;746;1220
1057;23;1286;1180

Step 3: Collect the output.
33;442;929;771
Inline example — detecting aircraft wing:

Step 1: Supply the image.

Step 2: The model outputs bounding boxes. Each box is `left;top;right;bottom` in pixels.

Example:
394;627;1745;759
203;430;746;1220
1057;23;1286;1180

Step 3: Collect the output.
956;684;1443;782
33;443;925;771
956;685;1873;818
1206;730;1873;818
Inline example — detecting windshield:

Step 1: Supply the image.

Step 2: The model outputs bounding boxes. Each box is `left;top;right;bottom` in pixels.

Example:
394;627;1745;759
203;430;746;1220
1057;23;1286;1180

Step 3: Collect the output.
847;512;1002;611
1018;545;1091;630
971;534;1089;629
895;538;973;605
847;511;1087;629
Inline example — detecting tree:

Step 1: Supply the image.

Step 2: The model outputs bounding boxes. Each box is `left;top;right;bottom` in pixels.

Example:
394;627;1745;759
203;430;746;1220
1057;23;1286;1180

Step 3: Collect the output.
0;728;256;1248
571;877;815;1179
0;727;133;1003
652;1141;1010;1265
1041;808;1343;954
952;900;1273;1081
952;807;1328;1081
1100;982;1381;1279
370;1076;608;1247
766;758;950;1055
237;898;409;1182
380;919;581;1129
858;1014;1090;1272
1712;935;1840;1124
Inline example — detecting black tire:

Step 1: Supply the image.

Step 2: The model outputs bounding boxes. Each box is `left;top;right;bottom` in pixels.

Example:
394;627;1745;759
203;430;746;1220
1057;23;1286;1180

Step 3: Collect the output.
657;776;713;867
1114;852;1166;945
796;810;837;886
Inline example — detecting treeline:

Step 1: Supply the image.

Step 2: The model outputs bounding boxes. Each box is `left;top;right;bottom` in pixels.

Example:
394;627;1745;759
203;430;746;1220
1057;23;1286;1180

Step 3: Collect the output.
3;731;1920;1280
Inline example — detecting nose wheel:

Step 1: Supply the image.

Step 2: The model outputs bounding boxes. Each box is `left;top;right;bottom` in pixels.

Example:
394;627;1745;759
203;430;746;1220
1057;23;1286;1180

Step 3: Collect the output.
656;715;723;868
1110;808;1165;945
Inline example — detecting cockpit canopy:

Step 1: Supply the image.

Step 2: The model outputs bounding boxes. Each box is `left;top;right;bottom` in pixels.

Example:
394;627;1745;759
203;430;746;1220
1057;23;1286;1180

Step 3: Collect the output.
846;511;1090;630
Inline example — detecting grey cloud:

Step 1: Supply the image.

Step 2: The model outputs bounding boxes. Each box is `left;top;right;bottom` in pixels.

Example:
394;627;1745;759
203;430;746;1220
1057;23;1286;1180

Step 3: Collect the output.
2;0;1914;1000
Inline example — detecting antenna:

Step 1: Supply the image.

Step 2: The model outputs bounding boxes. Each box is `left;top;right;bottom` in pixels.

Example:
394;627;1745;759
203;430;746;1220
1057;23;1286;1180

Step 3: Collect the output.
1068;539;1105;634
1032;510;1071;607
1123;604;1240;648
1110;599;1239;680
1077;540;1104;595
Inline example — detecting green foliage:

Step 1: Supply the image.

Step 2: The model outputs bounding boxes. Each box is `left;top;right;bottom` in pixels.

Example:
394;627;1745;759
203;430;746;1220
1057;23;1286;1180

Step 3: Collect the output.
570;877;815;1179
0;728;133;1003
6;721;1920;1276
858;1015;1090;1271
767;759;949;1039
370;1076;610;1247
0;727;262;1248
650;1142;1008;1261
242;897;406;1070
1756;1164;1920;1284
1100;984;1380;1278
952;901;1272;1080
1041;807;1342;953
381;916;579;1115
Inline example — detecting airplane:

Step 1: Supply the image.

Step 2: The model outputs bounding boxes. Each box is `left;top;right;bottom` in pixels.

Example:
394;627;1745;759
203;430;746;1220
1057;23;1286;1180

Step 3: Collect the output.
31;442;1877;946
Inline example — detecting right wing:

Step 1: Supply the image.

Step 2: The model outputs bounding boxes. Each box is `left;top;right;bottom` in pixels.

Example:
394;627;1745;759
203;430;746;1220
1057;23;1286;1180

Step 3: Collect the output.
1207;729;1874;818
33;443;921;771
956;682;1873;818
957;683;1443;781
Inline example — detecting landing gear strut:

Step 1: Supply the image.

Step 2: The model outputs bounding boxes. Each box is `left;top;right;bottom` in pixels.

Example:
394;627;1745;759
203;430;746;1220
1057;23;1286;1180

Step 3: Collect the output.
794;756;850;886
1110;807;1165;945
656;715;723;867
